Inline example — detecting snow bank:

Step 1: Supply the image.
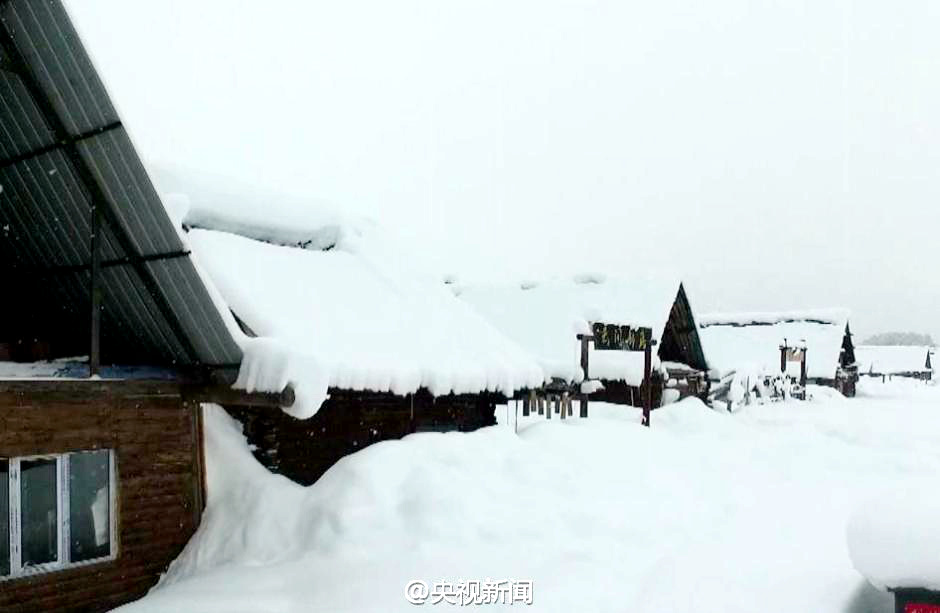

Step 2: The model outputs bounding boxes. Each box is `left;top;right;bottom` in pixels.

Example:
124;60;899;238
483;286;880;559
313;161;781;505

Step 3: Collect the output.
847;493;940;591
186;228;545;418
119;386;940;613
160;405;309;580
698;308;851;381
456;275;682;386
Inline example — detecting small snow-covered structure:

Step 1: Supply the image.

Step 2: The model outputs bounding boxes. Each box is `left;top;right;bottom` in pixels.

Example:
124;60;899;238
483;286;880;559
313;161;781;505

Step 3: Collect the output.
855;345;933;381
848;494;940;609
457;276;710;409
163;170;544;484
698;309;859;397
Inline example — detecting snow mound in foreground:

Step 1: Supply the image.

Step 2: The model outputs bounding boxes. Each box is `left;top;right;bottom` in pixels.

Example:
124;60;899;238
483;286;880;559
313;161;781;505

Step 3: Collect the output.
847;492;940;591
154;401;713;601
118;388;940;613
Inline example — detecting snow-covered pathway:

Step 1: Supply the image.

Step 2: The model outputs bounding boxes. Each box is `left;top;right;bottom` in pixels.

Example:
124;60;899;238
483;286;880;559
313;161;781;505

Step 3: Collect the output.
116;380;940;612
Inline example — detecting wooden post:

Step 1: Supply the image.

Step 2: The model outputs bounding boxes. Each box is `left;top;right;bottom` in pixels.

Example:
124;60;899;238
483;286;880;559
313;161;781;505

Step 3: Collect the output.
559;394;566;420
780;343;787;374
522;394;530;417
642;341;654;427
545;395;551;420
89;203;102;376
537;393;544;415
800;349;807;387
577;334;591;418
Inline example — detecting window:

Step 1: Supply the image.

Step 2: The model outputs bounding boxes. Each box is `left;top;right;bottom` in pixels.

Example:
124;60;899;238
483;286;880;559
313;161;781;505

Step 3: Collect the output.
1;450;116;580
20;457;59;568
69;450;111;563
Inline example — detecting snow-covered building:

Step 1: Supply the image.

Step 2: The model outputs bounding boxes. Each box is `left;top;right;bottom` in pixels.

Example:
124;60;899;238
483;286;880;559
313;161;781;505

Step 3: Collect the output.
697;309;859;397
161;169;544;485
456;276;710;410
0;2;543;607
855;345;934;381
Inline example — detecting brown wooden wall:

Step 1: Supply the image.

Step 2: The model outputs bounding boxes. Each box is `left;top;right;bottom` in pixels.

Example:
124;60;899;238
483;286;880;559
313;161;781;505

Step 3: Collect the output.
590;377;665;408
227;388;500;486
0;380;203;613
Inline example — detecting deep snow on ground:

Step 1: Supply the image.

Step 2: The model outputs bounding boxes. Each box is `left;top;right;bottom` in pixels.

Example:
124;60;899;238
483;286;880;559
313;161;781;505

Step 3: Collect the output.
115;379;940;613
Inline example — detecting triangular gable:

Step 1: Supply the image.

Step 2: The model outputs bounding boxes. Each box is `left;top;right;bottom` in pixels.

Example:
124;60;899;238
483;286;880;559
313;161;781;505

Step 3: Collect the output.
0;0;241;369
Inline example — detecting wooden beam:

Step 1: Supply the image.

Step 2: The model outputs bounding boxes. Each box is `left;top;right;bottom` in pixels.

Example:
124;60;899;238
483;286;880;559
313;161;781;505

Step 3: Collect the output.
577;333;591;418
89;201;102;376
643;340;658;427
183;384;296;409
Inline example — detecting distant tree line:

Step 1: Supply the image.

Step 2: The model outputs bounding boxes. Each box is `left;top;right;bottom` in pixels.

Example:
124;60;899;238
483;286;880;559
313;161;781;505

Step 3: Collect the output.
861;332;935;346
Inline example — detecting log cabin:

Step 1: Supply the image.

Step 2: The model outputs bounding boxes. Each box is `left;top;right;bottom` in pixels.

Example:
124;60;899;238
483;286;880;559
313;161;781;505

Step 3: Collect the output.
163;176;545;485
855;345;934;382
455;275;711;413
697;309;859;398
0;3;292;610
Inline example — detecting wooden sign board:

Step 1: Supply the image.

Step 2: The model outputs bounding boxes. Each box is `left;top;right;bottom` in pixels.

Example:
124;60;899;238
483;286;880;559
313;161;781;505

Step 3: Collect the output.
786;348;805;363
591;323;653;352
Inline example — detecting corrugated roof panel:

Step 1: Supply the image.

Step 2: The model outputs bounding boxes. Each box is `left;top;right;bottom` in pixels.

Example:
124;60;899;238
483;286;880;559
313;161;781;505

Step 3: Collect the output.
0;70;54;159
77;129;183;257
101;264;192;365
0;149;125;267
0;152;84;266
1;0;117;136
0;0;243;370
147;258;242;365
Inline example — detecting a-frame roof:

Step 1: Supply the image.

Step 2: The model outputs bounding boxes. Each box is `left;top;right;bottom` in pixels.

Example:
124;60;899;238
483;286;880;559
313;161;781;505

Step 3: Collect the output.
0;0;241;369
456;275;699;385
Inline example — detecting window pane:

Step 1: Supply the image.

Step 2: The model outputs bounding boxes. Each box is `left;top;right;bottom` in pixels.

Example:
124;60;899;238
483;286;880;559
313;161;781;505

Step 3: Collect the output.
69;450;111;562
1;459;8;576
21;458;58;567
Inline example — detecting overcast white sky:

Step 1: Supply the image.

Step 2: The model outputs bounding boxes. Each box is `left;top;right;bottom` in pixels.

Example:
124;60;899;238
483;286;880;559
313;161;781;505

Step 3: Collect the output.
65;0;940;341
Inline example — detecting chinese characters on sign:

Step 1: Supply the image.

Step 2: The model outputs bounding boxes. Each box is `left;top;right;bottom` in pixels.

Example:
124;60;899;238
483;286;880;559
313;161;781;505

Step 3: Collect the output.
591;322;652;351
405;579;534;606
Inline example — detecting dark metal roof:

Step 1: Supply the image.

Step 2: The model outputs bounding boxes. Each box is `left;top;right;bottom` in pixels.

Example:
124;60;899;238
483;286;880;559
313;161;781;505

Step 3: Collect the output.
0;0;242;369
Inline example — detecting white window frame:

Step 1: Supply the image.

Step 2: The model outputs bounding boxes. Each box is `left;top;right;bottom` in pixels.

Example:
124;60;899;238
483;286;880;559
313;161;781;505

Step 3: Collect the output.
1;449;117;581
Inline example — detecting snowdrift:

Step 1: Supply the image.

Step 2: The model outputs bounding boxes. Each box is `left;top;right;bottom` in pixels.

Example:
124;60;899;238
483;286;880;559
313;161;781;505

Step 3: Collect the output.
116;386;940;612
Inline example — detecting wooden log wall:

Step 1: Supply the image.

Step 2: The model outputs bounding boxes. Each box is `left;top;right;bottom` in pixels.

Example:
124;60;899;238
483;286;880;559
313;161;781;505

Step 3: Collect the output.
226;388;501;486
0;380;202;613
589;377;665;409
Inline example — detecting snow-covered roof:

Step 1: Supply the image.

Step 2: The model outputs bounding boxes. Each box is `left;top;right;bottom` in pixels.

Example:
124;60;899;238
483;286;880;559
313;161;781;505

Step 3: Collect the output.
855;346;933;376
456;275;684;386
848;494;940;591
173;176;545;418
698;309;852;380
154;164;368;253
